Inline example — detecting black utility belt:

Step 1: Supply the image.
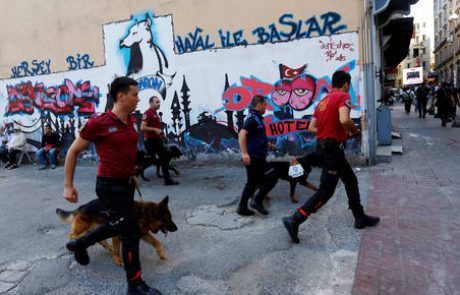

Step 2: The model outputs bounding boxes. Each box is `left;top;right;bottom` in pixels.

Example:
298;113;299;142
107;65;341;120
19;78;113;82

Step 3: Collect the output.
97;176;134;184
317;138;345;150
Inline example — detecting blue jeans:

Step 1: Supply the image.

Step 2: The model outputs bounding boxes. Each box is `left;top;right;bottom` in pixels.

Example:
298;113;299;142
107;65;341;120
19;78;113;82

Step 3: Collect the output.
0;146;7;163
37;148;57;166
60;146;69;160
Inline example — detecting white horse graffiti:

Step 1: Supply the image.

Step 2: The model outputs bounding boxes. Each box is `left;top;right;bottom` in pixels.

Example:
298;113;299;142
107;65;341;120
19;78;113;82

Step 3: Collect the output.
120;15;175;86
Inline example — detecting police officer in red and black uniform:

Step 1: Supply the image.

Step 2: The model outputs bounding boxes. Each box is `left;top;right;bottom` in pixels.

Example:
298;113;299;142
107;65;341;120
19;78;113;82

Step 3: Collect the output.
63;77;162;295
282;71;380;244
141;96;178;185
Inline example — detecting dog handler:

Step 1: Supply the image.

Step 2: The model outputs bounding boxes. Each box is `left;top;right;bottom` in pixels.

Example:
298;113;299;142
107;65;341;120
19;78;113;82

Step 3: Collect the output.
141;96;178;185
236;95;278;216
63;77;162;295
282;71;380;243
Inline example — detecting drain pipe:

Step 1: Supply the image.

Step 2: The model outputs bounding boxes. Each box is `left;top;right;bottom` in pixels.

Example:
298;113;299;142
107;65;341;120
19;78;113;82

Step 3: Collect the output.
365;0;378;164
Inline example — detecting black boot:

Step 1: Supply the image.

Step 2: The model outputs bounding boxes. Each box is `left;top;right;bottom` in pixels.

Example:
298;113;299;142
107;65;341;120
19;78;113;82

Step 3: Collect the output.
354;214;380;229
250;200;268;215
127;280;163;295
236;205;254;216
236;197;254;216
249;194;268;215
352;208;380;229
282;211;307;243
66;223;116;265
66;240;90;265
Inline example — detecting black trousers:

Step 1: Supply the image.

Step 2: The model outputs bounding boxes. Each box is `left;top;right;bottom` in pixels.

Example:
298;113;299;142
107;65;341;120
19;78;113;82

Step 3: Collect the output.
0;147;8;163
95;177;141;284
7;149;21;165
145;138;171;180
299;139;364;218
417;99;427;118
240;157;278;206
438;107;450;126
404;100;412;114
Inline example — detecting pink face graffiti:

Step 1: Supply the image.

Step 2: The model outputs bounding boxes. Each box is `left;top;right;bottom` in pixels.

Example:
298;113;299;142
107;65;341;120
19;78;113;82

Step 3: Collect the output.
272;64;316;111
272;75;316;110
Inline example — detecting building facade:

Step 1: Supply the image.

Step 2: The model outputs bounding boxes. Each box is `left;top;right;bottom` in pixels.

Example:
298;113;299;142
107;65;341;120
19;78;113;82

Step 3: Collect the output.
397;17;434;87
434;0;460;85
0;0;417;164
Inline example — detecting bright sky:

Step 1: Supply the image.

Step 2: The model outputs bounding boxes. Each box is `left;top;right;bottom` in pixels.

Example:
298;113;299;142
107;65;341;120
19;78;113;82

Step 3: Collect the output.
410;0;434;19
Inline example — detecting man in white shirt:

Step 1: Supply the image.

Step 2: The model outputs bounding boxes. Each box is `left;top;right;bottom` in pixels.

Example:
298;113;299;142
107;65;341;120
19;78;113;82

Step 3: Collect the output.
5;125;26;169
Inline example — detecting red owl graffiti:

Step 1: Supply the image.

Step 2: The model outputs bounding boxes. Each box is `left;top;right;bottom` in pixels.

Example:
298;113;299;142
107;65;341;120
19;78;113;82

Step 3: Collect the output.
272;64;316;111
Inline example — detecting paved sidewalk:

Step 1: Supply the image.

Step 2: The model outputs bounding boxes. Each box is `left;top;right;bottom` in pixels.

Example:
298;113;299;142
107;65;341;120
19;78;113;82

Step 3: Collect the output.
353;106;460;295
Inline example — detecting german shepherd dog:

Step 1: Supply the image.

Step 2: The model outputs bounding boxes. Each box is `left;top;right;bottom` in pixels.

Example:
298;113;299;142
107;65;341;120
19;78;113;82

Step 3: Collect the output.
269;152;322;203
135;144;182;181
56;196;177;266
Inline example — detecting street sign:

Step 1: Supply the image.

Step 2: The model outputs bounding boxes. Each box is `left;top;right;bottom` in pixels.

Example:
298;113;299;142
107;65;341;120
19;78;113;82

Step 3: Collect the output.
374;0;391;15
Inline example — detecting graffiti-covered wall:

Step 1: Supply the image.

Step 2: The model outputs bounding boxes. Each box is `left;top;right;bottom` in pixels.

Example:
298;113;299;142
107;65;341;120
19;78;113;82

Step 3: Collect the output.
0;1;365;158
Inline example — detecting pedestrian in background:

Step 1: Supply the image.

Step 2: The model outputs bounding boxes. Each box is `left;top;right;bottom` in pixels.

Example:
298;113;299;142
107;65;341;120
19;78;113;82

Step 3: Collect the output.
402;87;414;114
415;82;428;118
282;71;379;244
398;87;404;103
236;95;278;216
4;125;26;170
36;124;60;170
436;82;451;127
450;86;458;120
427;86;436;115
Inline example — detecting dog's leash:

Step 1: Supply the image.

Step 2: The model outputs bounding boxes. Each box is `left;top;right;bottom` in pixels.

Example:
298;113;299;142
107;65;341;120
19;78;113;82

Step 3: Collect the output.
135;186;145;202
131;175;145;202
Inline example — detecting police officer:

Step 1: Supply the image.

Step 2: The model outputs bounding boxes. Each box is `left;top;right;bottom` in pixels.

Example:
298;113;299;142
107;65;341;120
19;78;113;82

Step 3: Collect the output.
282;71;380;243
141;96;178;185
63;77;162;295
436;82;451;127
236;95;278;216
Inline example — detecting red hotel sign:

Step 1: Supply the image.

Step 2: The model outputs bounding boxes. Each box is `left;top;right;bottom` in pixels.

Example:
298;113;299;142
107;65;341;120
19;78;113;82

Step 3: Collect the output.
264;118;310;137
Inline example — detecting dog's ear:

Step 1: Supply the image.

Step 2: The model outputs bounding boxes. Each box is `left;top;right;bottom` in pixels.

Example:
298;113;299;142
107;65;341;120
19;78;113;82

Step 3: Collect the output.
159;195;169;207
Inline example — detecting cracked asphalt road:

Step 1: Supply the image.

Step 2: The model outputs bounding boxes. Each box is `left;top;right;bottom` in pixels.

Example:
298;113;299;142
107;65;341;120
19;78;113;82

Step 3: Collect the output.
0;159;370;294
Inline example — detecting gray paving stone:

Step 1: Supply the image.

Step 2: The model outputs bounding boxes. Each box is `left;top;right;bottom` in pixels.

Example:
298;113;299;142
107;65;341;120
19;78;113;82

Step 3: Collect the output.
185;205;254;230
5;261;31;272
0;282;16;294
0;270;27;283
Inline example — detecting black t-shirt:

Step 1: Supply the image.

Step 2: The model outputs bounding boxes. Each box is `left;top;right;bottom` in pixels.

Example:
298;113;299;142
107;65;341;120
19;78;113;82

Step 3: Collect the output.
416;86;427;100
436;88;450;108
41;132;60;148
242;110;268;159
